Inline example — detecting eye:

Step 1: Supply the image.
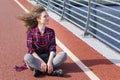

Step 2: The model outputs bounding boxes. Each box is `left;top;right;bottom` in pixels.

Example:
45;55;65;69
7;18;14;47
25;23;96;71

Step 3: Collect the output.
44;15;49;18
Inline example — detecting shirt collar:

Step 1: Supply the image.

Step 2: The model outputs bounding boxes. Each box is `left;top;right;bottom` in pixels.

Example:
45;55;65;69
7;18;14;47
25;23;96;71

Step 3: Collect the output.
35;26;47;34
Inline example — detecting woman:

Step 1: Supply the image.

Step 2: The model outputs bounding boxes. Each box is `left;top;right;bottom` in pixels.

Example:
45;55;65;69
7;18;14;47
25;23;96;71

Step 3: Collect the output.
20;5;67;77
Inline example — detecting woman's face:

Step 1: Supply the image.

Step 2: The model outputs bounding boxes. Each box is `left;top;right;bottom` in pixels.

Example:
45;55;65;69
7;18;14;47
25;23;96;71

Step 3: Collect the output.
37;11;49;25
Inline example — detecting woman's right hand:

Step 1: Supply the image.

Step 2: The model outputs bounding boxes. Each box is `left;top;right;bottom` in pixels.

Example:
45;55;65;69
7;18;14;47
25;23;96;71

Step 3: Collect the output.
40;61;47;72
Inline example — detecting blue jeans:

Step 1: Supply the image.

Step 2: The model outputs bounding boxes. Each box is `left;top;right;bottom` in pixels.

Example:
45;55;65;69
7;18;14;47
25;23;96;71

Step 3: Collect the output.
24;52;67;70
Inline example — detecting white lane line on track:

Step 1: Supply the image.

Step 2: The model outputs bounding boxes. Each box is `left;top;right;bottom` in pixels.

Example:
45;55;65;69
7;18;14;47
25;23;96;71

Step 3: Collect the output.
56;39;100;80
14;0;100;80
14;0;29;13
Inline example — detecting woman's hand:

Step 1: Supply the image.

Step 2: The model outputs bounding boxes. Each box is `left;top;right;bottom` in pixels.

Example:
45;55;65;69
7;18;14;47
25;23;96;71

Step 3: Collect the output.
47;51;55;74
47;62;53;74
41;61;47;72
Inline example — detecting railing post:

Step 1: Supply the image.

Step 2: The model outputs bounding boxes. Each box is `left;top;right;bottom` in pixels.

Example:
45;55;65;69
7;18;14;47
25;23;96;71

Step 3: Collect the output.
34;0;39;4
84;0;92;37
36;0;39;4
61;0;66;20
47;0;51;10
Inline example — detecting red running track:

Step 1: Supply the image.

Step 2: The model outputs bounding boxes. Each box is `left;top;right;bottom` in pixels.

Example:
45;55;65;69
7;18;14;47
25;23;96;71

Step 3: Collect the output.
0;0;120;80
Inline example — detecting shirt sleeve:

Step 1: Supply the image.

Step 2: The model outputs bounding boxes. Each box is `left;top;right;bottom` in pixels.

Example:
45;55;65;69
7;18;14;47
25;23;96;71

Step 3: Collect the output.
49;30;56;53
26;31;35;54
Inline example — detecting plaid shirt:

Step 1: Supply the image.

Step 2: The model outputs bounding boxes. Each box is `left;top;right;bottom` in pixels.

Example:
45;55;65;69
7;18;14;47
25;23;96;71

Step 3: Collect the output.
27;26;56;54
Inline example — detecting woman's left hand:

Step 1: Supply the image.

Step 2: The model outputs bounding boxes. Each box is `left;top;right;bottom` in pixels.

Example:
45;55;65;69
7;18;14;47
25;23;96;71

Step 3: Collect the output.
47;62;53;74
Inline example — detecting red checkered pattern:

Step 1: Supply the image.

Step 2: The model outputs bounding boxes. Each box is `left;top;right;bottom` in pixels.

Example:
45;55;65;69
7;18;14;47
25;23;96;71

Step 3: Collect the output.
27;26;56;54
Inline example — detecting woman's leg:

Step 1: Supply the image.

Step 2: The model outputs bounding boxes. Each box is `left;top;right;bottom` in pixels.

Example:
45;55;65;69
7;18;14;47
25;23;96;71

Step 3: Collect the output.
24;53;49;70
24;54;41;70
53;52;67;67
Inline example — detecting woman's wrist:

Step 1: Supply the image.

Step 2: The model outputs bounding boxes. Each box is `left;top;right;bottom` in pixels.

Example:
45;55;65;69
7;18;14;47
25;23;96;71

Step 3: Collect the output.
47;61;52;65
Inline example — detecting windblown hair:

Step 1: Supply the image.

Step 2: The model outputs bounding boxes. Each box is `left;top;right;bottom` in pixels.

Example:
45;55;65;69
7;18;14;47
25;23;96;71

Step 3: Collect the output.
19;5;46;31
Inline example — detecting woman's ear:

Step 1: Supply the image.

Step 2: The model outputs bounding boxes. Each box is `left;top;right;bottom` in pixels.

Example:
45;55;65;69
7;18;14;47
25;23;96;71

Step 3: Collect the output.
36;17;40;22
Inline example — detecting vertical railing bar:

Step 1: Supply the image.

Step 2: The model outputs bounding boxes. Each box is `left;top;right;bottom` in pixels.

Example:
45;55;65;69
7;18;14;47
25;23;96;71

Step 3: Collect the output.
47;0;51;10
84;0;92;37
61;0;66;20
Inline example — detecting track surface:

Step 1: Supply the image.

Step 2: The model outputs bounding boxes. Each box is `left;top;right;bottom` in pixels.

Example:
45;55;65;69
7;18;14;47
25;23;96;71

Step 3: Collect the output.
0;0;120;80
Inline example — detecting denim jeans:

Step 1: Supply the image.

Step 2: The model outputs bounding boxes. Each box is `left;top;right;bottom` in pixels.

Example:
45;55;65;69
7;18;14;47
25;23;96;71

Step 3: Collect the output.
24;52;67;70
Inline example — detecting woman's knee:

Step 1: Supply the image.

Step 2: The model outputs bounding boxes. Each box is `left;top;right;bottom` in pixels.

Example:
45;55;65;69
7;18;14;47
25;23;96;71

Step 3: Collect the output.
58;51;67;60
53;52;67;67
55;51;67;62
24;53;33;62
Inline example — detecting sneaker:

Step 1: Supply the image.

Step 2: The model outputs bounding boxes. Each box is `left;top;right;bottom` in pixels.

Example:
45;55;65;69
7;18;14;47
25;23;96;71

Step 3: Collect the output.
51;69;64;77
33;69;44;77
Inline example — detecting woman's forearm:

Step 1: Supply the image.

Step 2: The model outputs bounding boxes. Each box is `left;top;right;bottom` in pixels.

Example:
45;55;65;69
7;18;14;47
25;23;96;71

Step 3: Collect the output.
48;51;55;64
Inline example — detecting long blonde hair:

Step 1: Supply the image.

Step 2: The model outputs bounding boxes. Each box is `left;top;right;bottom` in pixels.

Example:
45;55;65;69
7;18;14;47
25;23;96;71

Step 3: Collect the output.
19;5;46;31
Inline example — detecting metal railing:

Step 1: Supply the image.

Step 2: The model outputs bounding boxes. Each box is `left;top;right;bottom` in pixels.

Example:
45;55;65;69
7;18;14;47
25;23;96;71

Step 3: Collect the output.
35;0;120;53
